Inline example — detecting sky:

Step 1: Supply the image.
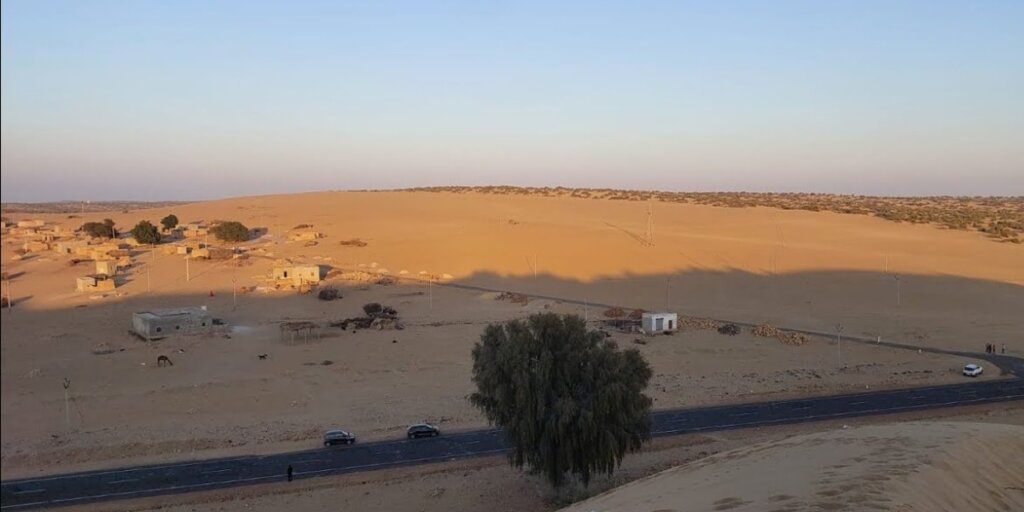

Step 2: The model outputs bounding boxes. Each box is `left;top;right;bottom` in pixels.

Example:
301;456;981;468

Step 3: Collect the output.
2;1;1022;201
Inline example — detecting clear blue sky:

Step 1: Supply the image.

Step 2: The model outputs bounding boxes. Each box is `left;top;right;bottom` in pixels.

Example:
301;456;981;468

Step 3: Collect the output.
2;1;1022;201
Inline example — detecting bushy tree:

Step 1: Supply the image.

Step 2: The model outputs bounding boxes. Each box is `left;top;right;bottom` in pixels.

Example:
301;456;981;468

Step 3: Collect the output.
210;221;250;242
80;218;116;238
470;313;653;487
160;214;179;231
130;220;161;244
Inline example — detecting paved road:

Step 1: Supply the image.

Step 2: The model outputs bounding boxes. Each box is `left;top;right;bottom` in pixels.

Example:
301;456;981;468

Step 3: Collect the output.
3;378;1022;510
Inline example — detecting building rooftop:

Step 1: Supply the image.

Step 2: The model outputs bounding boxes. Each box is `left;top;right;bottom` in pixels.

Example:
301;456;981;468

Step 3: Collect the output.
134;306;208;319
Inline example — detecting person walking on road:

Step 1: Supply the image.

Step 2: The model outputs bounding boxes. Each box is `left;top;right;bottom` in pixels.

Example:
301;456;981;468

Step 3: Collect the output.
287;464;294;482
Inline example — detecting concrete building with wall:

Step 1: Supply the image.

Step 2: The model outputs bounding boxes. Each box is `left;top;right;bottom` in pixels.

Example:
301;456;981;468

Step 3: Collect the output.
132;307;214;340
76;274;116;292
641;312;678;333
271;264;322;286
95;259;118;276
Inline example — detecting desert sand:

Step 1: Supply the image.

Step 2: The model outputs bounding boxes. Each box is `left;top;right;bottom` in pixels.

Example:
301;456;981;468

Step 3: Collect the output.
1;191;1021;478
562;421;1024;512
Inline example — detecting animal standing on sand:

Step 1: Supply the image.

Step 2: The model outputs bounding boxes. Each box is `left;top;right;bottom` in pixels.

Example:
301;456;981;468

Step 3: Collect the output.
157;355;173;367
258;354;268;360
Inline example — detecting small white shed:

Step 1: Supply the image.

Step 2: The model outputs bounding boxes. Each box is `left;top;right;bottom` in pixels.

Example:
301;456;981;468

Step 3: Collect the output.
642;312;678;332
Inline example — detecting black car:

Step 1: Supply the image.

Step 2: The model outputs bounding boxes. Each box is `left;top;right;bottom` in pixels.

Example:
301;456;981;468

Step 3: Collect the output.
406;423;441;439
323;429;356;446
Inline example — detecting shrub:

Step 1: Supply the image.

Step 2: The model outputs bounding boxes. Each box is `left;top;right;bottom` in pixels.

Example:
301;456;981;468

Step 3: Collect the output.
362;302;383;316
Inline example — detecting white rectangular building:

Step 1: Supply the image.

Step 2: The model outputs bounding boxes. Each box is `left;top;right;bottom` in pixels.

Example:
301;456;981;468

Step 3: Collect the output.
641;312;678;333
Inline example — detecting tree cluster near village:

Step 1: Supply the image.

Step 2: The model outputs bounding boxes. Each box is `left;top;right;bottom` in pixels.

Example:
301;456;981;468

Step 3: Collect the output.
79;219;116;238
211;221;250;242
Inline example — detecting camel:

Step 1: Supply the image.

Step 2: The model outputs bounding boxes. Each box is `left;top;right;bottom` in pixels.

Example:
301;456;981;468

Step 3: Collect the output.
157;355;173;367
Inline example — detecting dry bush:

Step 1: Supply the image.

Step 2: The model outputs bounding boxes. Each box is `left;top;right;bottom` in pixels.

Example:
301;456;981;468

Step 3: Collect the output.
496;292;529;304
717;323;740;336
679;317;722;330
753;324;779;337
628;309;645;320
603;307;625;318
339;238;368;247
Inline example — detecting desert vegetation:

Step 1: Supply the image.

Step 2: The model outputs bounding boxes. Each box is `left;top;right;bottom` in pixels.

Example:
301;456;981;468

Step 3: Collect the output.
405;187;1024;243
1;200;186;214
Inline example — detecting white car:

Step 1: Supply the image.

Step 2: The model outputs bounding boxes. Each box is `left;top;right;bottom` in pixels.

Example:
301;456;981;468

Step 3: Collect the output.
962;364;983;377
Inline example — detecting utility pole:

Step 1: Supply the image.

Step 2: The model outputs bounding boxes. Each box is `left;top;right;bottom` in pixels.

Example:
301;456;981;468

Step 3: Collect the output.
186;256;191;282
63;378;72;432
646;203;654;245
835;323;844;366
665;277;671;311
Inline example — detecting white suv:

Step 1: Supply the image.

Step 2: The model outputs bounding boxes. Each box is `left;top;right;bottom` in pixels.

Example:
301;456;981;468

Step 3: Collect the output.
962;364;983;377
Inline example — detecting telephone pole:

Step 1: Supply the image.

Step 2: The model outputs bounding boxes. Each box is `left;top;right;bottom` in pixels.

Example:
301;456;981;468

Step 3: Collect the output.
63;378;72;432
646;203;654;245
835;323;844;366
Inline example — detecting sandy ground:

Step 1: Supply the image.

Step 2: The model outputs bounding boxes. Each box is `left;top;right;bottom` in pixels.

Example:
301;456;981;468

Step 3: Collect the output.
1;191;1022;476
65;402;1024;512
564;421;1024;512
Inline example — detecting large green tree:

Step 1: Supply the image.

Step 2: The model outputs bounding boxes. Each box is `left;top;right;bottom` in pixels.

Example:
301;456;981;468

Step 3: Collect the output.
130;220;161;244
210;221;250;242
160;214;179;231
470;313;653;487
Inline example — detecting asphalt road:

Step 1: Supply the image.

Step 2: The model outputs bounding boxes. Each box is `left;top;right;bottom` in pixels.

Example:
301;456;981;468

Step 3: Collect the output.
3;377;1022;510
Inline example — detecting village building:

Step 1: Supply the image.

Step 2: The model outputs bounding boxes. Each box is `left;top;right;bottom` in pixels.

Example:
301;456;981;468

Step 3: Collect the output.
22;241;51;252
641;312;678;333
95;259;118;276
76;274;116;292
132;306;214;340
184;223;209;238
271;263;322;286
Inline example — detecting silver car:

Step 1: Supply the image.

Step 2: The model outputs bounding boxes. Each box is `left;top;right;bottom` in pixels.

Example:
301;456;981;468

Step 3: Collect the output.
323;429;356;446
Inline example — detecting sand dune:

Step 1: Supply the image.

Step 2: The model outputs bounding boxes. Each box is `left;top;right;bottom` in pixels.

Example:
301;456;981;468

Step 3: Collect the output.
561;421;1024;512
